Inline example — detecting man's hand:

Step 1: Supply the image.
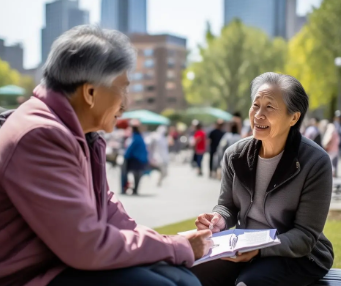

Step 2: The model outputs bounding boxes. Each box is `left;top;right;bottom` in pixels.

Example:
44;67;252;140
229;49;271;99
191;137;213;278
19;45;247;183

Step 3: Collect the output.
185;229;214;260
222;250;259;263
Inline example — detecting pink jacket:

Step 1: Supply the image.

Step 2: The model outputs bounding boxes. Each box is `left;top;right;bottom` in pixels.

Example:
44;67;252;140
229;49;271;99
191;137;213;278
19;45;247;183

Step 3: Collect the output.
0;85;194;286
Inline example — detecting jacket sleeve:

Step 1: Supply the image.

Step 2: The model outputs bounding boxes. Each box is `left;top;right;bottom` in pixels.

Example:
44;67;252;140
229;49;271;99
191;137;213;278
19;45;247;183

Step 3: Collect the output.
261;154;332;258
2;127;194;269
106;191;137;230
212;149;239;229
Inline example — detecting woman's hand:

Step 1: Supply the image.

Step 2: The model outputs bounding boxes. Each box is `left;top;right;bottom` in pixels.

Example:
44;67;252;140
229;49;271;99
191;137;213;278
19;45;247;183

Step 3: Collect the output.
221;250;259;263
185;230;214;260
195;212;226;233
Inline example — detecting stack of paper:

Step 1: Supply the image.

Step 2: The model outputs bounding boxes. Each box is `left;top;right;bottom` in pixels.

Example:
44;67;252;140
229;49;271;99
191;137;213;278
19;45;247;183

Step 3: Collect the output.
179;229;280;266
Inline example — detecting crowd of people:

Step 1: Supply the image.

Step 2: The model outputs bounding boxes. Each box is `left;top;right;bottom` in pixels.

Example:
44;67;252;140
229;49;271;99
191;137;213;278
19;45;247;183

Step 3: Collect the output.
109;107;341;196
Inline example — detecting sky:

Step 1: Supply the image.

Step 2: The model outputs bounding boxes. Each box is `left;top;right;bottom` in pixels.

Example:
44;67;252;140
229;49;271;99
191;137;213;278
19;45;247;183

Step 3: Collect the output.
0;0;322;69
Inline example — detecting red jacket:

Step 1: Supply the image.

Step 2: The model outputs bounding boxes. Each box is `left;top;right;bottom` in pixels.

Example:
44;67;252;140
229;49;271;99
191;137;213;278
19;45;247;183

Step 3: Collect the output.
0;85;194;286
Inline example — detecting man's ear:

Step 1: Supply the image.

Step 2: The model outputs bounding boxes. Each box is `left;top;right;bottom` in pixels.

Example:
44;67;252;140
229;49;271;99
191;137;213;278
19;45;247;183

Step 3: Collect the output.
290;112;301;127
82;83;96;108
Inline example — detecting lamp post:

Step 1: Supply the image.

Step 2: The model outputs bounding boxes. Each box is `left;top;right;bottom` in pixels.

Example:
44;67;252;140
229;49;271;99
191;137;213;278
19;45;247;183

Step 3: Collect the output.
335;57;341;112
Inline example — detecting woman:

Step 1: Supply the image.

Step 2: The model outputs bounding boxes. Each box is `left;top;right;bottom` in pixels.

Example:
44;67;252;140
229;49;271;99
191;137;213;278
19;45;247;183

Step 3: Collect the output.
122;122;149;194
0;25;213;286
322;122;340;177
193;72;333;286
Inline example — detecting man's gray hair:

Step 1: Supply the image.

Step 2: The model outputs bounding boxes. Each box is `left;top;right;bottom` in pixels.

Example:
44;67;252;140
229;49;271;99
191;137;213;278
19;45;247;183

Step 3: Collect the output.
251;72;309;130
42;25;136;95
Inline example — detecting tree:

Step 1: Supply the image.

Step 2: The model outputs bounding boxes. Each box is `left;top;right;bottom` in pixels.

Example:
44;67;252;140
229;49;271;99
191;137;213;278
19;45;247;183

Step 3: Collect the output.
286;0;341;117
183;19;287;117
0;57;21;87
0;57;35;107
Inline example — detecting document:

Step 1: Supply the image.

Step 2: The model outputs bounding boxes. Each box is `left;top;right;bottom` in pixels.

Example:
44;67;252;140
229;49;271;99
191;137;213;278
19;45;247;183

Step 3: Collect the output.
178;229;280;266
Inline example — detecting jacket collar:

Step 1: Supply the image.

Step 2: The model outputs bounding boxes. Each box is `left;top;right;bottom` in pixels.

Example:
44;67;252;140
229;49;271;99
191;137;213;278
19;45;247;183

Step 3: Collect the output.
231;129;302;194
32;85;89;157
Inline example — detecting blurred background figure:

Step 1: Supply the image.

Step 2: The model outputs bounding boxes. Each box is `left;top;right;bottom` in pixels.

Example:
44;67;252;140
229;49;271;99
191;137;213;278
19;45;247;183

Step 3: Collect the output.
121;120;149;195
322;122;340;177
208;119;225;178
304;117;322;146
168;125;180;154
193;121;206;176
147;125;169;186
215;122;242;179
232;111;243;135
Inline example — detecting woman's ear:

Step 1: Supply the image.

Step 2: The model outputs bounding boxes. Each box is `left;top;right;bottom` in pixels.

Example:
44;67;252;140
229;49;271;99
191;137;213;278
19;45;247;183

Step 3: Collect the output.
290;112;301;127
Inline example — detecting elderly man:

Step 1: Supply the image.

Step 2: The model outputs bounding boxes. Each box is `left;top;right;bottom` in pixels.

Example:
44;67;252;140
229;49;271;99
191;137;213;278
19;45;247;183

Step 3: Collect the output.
0;25;212;286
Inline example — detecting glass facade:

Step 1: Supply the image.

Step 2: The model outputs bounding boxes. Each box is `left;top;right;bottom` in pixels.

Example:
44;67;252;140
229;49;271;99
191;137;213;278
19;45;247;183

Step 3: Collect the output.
223;0;289;38
101;0;147;34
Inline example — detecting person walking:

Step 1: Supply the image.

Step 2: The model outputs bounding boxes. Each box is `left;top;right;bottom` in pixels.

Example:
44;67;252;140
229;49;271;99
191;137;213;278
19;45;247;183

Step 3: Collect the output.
194;122;206;176
208;119;225;178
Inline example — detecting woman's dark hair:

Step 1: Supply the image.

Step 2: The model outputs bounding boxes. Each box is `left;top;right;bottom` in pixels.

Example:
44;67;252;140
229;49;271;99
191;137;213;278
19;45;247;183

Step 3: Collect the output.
251;72;309;131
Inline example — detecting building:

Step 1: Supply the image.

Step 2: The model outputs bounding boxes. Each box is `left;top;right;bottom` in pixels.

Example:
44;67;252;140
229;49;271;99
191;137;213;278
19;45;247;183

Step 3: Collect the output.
41;0;89;63
128;34;187;113
224;0;297;39
0;39;24;72
101;0;147;34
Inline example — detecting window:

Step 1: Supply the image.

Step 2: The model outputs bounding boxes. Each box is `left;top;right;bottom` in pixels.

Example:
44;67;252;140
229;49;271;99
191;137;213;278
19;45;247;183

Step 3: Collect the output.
167;58;175;68
147;98;155;104
167;70;176;80
167;50;176;57
167;97;177;103
132;72;143;81
144;48;154;57
144;71;154;80
146;85;155;92
132;84;143;92
144;59;154;68
166;82;176;90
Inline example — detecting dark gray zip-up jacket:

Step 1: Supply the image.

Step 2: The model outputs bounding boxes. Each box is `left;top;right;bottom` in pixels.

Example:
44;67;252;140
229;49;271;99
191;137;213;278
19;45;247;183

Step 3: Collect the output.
213;129;334;271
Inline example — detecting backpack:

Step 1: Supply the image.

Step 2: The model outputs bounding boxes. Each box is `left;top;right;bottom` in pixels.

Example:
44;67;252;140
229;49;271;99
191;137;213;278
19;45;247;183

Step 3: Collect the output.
0;107;14;128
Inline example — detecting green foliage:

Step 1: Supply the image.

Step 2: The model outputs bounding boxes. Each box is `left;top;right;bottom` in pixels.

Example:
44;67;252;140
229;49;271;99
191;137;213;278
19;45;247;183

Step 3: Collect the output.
0;57;35;108
286;0;341;117
183;20;287;117
0;57;21;87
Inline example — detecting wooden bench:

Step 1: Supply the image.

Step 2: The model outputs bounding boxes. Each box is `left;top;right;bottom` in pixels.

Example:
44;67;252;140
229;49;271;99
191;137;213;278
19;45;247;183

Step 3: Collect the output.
311;269;341;285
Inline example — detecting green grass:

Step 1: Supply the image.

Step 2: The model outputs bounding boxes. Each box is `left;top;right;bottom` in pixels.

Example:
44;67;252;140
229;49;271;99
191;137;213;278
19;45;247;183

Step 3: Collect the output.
324;220;341;268
154;218;197;235
155;218;341;268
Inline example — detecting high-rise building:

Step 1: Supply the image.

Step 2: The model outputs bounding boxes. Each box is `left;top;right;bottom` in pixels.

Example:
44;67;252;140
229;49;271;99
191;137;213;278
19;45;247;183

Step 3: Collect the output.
128;34;187;113
41;0;89;63
224;0;297;39
101;0;147;34
0;39;24;72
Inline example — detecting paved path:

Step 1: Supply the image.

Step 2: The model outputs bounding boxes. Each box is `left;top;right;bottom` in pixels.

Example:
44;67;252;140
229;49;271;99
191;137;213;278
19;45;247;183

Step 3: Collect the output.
107;154;341;228
107;154;221;228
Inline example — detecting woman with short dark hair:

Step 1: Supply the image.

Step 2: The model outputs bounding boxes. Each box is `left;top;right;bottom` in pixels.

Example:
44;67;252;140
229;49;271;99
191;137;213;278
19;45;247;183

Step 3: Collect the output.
193;72;333;286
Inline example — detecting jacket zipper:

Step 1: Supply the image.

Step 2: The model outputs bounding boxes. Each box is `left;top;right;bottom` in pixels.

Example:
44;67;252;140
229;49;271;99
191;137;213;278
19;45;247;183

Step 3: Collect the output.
243;192;254;227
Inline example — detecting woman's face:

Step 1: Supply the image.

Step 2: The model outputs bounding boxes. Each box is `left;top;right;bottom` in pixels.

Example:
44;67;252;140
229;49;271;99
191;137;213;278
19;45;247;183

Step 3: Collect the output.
249;84;299;142
91;72;130;133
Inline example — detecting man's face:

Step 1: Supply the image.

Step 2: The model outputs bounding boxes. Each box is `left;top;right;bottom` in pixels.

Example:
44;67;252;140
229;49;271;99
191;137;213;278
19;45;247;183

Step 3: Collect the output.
91;72;130;133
